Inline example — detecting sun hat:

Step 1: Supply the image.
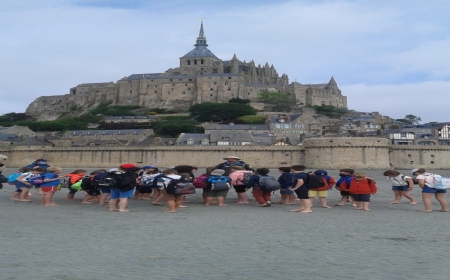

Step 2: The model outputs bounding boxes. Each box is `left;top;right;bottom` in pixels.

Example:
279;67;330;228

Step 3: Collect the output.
411;168;419;174
223;156;240;160
211;169;225;176
119;163;141;170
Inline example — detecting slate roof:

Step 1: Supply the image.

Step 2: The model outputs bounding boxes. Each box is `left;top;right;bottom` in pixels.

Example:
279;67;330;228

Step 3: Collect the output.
0;133;20;142
68;129;149;136
209;131;253;142
203;123;270;130
251;133;277;146
13;137;53;146
175;133;210;145
180;46;219;59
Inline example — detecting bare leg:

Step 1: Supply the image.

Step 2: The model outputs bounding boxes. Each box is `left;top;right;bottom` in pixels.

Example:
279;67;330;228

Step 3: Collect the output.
335;195;347;206
278;193;287;204
66;193;75;201
289;199;305;212
19;188;32;202
400;191;417;204
354;201;362;210
118;198;128;211
99;193;109;205
81;193;93;204
435;193;448;212
217;197;227;206
164;200;176;212
389;190;402;204
362;202;370;210
44;192;57;206
418;193;433;212
109;198;118;211
287;194;296;204
319;197;331;208
204;197;213;206
175;195;183;210
299;199;312;213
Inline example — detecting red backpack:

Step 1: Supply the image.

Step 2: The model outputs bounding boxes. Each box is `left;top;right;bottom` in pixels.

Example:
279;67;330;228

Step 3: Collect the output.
193;174;207;188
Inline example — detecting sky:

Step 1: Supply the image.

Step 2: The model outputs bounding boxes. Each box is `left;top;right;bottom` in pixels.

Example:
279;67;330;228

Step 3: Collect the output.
1;0;449;123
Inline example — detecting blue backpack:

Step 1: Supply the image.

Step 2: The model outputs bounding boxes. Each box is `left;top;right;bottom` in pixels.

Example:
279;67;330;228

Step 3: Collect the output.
27;174;46;186
207;175;231;191
7;173;21;183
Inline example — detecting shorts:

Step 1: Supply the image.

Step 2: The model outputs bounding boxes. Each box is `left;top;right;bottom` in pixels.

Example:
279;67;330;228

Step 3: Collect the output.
86;188;101;196
340;191;350;197
422;185;447;194
233;185;247;193
99;186;111;194
68;188;78;194
392;186;408;191
294;186;309;200
308;190;328;198
109;188;134;199
204;188;229;198
280;187;294;195
15;182;31;189
350;194;371;202
41;186;58;193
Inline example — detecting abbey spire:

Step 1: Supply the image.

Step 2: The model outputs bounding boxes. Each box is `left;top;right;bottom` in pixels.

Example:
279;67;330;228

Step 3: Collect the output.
195;20;208;47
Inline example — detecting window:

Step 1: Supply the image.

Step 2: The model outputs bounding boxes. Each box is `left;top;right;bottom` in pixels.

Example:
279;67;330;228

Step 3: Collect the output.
187;139;194;145
187;60;190;65
201;139;209;145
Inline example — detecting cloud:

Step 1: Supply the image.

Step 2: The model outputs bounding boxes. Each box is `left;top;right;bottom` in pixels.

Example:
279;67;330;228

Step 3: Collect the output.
343;81;450;123
0;0;449;123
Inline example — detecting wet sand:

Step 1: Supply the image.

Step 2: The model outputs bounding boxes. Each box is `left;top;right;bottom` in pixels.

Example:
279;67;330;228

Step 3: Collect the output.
1;169;450;280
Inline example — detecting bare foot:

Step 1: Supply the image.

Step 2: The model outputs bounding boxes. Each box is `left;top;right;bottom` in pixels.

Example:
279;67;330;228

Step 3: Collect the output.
322;205;331;208
179;205;189;208
334;204;343;206
44;203;58;206
289;209;304;212
354;208;362;210
276;201;285;204
118;209;130;212
163;210;177;213
19;200;33;202
299;210;312;213
218;204;228;206
10;198;20;201
363;208;371;211
285;203;296;205
439;209;449;212
389;201;400;204
81;202;93;204
235;202;248;204
416;210;432;213
409;201;418;205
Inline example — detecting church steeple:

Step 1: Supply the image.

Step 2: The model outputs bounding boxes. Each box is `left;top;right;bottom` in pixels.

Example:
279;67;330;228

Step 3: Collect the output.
195;20;208;47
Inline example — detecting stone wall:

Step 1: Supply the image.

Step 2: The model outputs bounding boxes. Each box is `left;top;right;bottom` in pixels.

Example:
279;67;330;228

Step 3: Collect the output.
2;138;450;170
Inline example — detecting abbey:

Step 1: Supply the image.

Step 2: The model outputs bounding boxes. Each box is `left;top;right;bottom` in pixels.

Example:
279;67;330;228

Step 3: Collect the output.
26;22;347;120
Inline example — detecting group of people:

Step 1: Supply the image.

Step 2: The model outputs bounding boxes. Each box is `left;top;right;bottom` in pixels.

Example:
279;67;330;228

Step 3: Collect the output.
4;155;448;213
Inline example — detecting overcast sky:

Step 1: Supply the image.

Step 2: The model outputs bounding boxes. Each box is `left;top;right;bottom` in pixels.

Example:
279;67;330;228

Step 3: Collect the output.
1;0;449;123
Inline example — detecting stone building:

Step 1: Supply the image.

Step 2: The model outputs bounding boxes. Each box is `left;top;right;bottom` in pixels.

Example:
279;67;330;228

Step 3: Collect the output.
25;22;347;121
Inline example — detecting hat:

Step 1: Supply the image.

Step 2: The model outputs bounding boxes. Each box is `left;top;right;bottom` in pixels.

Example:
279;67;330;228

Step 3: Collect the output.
211;169;225;176
411;168;419;174
314;170;328;177
120;163;141;170
223;156;240;160
142;165;157;169
108;168;118;172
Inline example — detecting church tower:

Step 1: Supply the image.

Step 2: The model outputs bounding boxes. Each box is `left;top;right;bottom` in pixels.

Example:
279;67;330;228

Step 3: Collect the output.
179;21;221;73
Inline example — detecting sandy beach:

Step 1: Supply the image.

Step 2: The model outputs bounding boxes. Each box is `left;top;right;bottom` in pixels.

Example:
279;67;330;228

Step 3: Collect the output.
1;168;450;280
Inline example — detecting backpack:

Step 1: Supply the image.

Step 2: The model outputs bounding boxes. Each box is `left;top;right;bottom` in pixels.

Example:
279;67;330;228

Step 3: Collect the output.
140;174;160;187
207;175;231;191
7;173;21;183
259;176;281;191
165;177;196;195
116;172;138;192
98;172;120;189
428;174;450;190
392;175;409;186
193;174;208;188
61;176;72;189
70;180;83;191
27;174;45;187
238;172;253;186
304;174;325;189
80;177;93;191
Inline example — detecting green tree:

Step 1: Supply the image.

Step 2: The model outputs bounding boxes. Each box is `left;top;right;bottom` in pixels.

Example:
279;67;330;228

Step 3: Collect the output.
237;115;266;124
228;97;250;104
153;116;202;137
398;114;422;125
189;102;256;122
258;92;291;111
309;105;348;118
90;103;142;116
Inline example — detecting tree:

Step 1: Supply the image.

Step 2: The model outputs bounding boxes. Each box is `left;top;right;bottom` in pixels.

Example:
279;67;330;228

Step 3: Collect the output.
189;102;256;122
153;116;202;137
258;91;291;111
309;105;348;118
403;114;422;125
237;115;266;124
228;97;250;104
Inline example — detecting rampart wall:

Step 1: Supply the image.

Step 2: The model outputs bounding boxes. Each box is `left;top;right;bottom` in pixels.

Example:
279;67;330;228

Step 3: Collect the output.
2;138;450;169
